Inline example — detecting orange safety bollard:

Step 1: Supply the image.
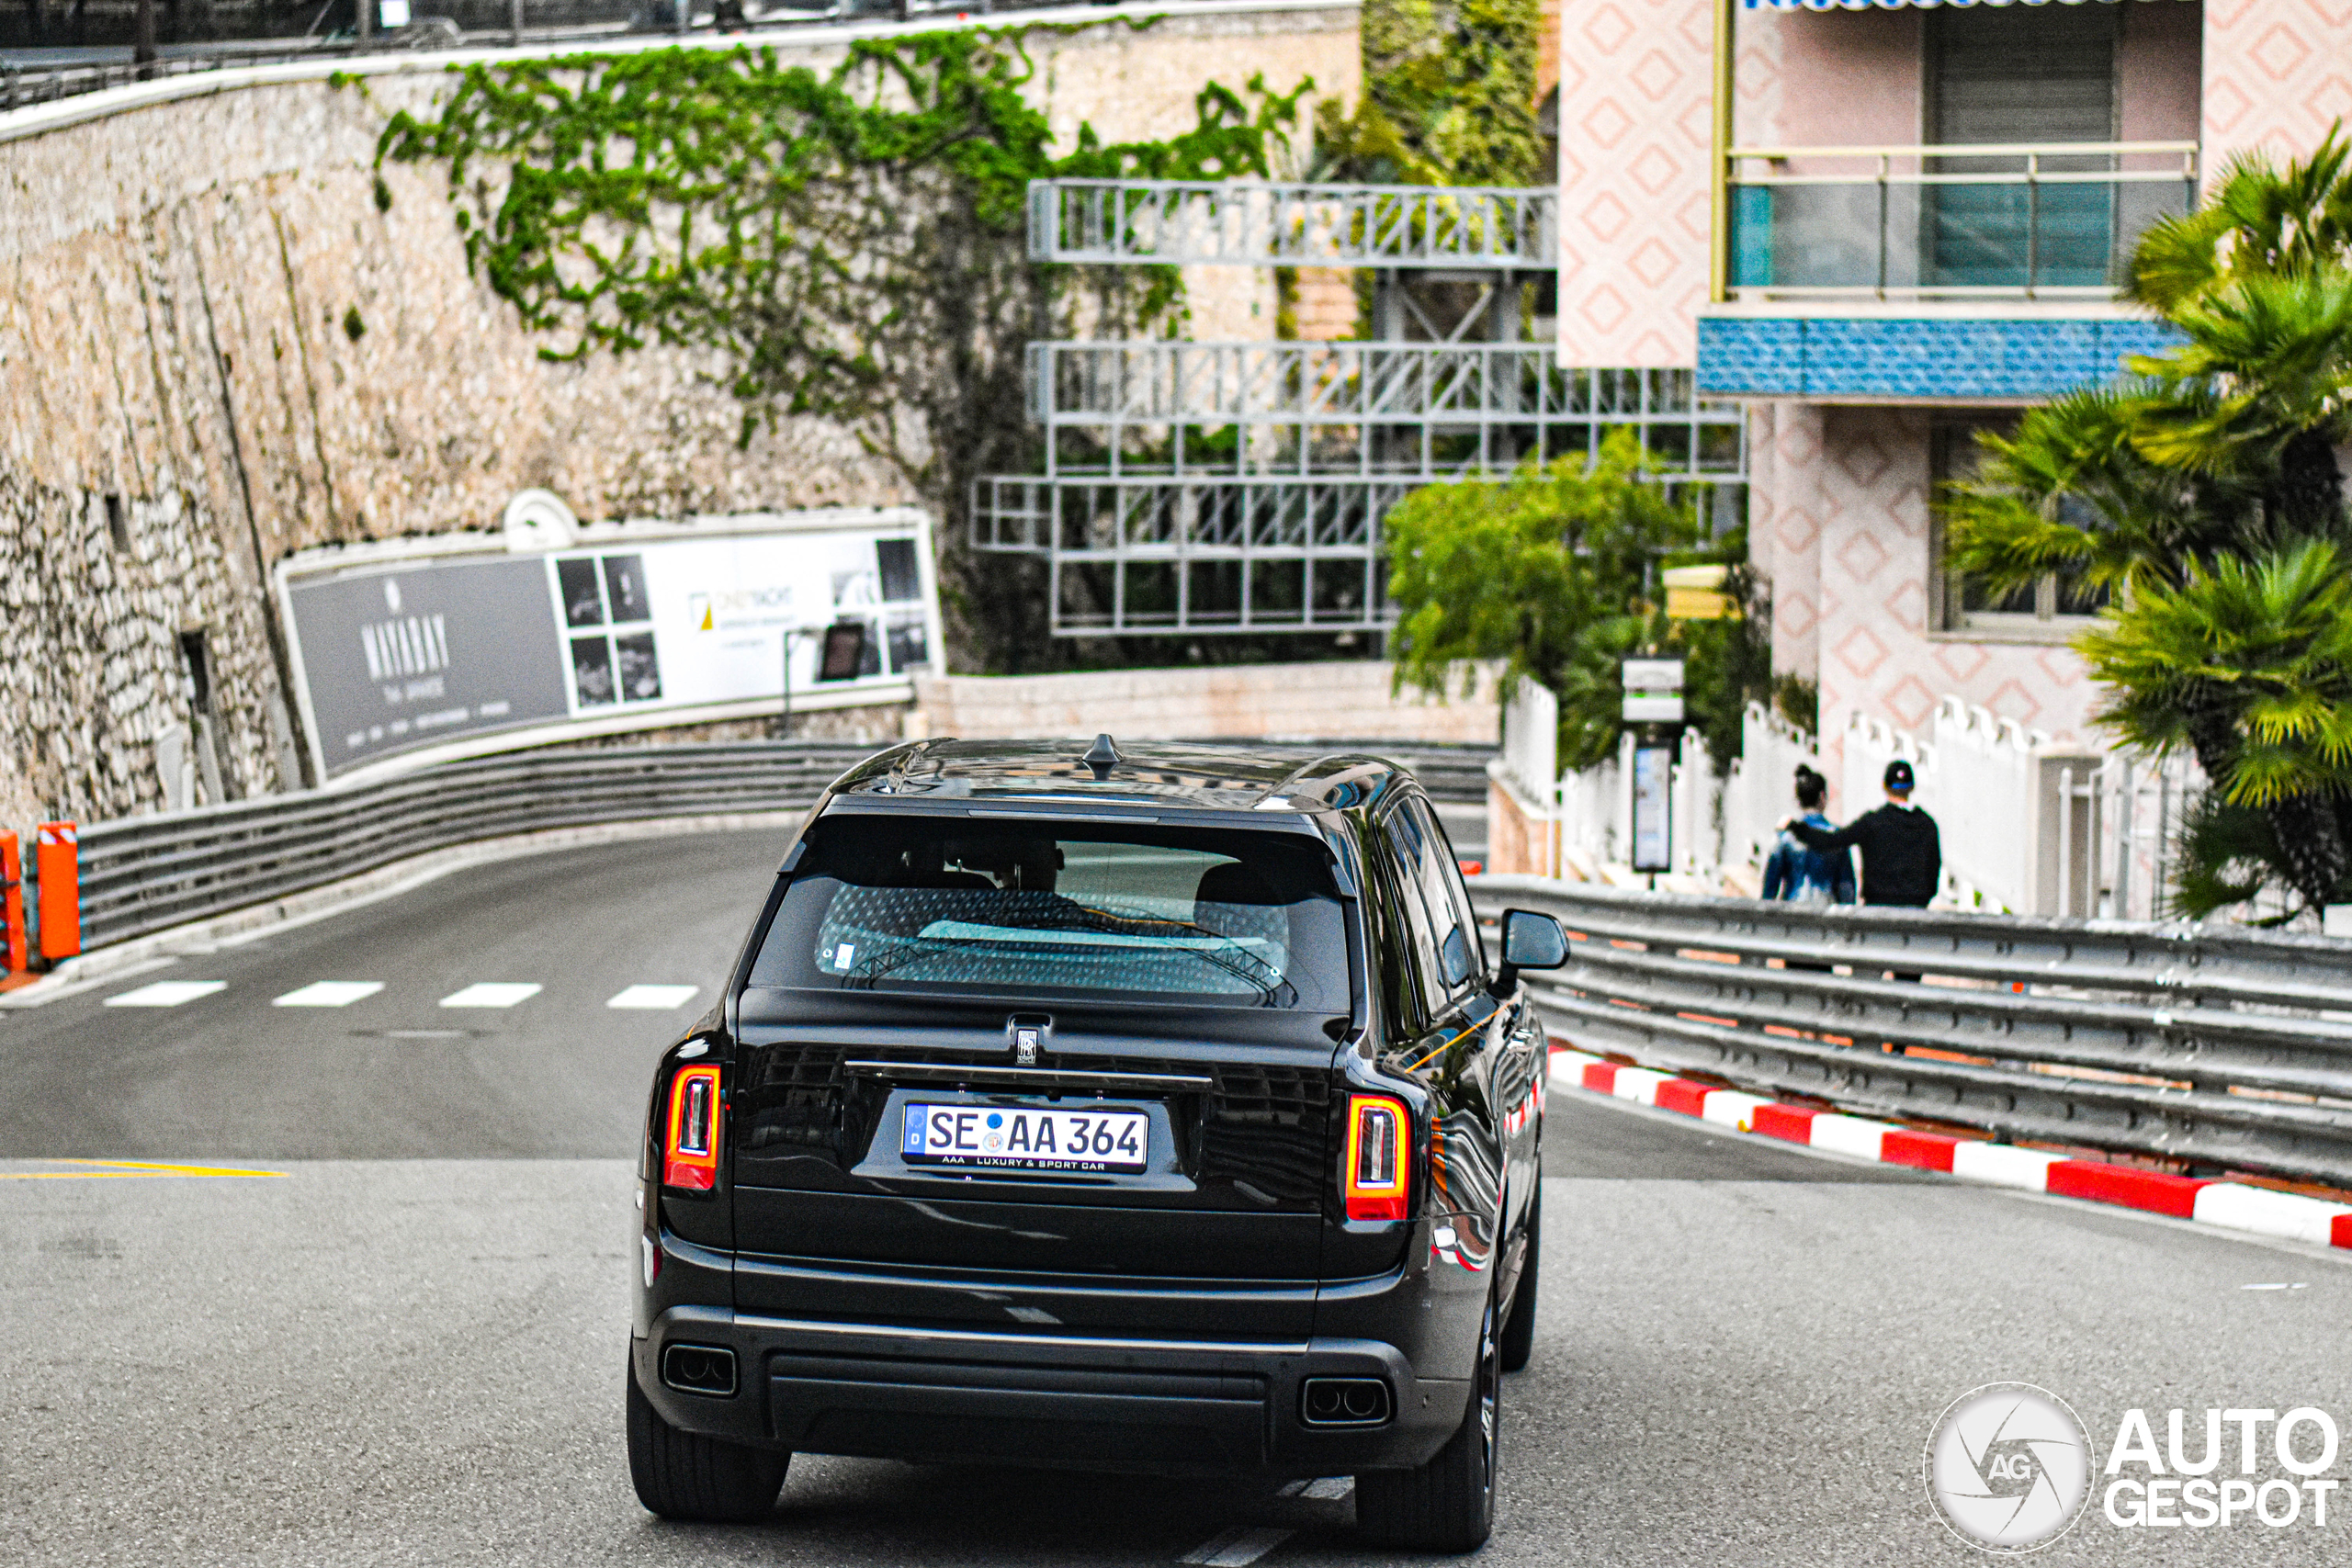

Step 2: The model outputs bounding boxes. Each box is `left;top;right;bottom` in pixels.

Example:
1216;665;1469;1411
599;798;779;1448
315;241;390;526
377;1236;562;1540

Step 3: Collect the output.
0;831;25;974
35;820;78;961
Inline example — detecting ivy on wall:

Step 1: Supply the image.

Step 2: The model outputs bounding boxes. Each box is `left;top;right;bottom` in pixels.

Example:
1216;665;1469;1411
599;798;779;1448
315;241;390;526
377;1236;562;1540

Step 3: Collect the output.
372;29;1306;668
1312;0;1544;188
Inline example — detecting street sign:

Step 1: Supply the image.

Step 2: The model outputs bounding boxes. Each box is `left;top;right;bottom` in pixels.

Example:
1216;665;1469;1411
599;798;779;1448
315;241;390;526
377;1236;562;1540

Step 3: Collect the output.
1632;745;1673;873
1623;694;1686;724
1622;658;1684;693
1663;563;1734;620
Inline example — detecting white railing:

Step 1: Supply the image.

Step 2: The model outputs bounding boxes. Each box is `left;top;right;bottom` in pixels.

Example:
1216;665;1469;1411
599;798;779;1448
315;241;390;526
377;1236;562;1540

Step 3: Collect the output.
1029;180;1556;268
1487;684;2298;925
1722;703;1822;873
1498;677;1557;805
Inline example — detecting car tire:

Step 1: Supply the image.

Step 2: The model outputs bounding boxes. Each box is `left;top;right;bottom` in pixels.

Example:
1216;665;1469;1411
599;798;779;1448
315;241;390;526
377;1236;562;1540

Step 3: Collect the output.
1498;1181;1540;1373
626;1357;788;1522
1354;1287;1500;1552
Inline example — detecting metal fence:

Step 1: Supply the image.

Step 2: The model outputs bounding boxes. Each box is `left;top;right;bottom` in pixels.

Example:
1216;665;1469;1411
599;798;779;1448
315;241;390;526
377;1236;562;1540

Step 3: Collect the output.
1470;874;2352;1190
58;736;1491;953
68;742;870;953
1028;180;1557;269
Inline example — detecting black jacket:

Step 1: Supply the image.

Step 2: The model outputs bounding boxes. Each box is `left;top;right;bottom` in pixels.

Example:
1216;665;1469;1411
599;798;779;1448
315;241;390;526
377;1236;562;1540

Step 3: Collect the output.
1788;803;1941;908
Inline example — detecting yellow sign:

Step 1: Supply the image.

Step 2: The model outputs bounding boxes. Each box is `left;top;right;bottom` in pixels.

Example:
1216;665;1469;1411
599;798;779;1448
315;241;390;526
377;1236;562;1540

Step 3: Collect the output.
1663;564;1736;621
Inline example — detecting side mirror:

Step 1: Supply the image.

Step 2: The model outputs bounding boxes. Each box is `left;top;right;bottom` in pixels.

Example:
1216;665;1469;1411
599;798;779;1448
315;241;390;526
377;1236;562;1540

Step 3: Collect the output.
1492;908;1569;996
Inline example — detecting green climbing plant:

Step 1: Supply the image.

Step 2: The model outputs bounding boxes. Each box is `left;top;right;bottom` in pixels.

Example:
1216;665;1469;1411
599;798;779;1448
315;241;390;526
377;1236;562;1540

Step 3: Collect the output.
372;30;1308;669
1312;0;1544;187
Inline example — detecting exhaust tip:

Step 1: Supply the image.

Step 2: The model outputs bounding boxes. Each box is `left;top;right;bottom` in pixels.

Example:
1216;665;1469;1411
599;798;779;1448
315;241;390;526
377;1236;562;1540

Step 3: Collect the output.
661;1342;739;1397
1300;1376;1392;1427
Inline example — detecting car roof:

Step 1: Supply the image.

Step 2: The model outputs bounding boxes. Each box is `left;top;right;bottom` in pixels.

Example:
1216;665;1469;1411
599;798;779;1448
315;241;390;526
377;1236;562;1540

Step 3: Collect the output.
828;739;1417;816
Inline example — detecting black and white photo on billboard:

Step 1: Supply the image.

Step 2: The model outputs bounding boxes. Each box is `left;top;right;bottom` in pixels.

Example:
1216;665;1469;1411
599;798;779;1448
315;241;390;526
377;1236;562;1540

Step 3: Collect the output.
614;632;663;702
571;637;617;706
886;613;931;674
602;556;650;622
557;558;606;627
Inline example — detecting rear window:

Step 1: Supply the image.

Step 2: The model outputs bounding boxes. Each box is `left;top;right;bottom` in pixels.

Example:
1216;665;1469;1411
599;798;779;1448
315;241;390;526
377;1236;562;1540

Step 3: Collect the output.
749;814;1349;1011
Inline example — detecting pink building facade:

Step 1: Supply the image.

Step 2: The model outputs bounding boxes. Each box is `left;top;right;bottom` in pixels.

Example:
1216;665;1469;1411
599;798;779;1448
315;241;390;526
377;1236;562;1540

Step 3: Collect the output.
1556;0;2352;782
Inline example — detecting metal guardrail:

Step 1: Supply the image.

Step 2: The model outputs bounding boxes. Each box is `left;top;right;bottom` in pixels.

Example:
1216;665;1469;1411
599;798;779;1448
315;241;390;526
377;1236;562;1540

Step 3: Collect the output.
73;742;868;952
64;737;1490;953
1028;180;1557;269
1469;875;2352;1190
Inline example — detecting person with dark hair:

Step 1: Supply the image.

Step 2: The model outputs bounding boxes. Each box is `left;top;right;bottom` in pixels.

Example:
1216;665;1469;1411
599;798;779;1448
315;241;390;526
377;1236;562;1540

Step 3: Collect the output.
1760;764;1855;906
1781;759;1942;908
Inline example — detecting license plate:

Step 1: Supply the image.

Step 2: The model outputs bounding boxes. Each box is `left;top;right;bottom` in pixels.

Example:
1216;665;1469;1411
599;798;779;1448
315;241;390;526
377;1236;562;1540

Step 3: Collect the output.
901;1103;1149;1173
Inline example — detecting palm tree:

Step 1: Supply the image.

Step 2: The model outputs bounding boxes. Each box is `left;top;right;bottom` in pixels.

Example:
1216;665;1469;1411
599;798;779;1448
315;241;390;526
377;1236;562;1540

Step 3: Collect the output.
2076;543;2352;913
1943;127;2352;917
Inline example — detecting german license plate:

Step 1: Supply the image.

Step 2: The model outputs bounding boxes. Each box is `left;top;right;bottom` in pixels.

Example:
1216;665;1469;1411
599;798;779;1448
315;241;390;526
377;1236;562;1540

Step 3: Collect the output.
902;1103;1148;1173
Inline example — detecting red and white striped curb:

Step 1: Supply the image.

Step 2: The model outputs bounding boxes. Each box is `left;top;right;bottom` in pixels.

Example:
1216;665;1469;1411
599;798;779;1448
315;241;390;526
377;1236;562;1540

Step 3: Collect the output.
1548;1045;2352;1251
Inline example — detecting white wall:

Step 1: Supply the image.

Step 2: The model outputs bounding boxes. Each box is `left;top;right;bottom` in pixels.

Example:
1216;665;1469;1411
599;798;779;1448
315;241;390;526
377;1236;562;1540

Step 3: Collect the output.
914;660;1501;744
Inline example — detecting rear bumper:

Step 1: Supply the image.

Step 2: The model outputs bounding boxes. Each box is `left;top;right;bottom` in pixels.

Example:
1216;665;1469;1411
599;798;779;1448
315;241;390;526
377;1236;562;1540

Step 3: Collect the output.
633;1307;1469;1477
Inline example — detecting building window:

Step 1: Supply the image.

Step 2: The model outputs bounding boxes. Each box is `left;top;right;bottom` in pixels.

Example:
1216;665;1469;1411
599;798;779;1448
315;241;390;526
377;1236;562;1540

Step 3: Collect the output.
1924;5;2120;291
1930;416;2109;637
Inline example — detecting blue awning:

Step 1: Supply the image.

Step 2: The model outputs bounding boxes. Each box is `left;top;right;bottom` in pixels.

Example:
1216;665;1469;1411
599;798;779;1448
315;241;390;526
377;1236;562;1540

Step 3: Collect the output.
1745;2;2182;10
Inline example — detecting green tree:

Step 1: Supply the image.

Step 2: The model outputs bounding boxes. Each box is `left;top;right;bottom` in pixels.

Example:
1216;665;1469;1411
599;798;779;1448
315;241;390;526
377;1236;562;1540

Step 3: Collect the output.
1385;432;1762;771
1943;130;2352;917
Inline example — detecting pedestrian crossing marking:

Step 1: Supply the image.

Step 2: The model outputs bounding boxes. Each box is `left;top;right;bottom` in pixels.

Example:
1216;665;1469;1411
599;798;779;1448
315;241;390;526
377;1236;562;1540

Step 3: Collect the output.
103;980;228;1009
607;984;699;1010
439;982;542;1010
272;981;385;1009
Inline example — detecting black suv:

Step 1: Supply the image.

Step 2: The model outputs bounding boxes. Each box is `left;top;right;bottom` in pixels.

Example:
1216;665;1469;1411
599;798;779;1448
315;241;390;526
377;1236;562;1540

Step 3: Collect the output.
627;739;1567;1551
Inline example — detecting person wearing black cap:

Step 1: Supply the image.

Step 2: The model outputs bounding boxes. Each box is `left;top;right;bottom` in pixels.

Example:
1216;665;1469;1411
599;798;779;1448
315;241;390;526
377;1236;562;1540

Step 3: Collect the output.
1779;758;1942;908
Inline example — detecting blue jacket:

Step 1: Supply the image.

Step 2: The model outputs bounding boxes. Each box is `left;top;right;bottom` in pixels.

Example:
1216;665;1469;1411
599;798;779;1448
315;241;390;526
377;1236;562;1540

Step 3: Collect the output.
1761;811;1856;904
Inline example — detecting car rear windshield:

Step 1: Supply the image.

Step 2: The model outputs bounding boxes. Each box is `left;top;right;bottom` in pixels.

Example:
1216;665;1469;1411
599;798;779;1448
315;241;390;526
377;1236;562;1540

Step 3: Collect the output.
749;814;1350;1011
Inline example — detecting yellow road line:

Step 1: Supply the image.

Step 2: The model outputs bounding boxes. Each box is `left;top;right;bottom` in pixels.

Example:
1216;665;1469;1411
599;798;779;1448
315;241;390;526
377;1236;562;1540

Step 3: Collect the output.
0;1158;288;1179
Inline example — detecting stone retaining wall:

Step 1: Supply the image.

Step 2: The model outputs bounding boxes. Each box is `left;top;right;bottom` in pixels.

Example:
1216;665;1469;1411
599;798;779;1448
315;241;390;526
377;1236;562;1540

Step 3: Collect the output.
0;2;1360;828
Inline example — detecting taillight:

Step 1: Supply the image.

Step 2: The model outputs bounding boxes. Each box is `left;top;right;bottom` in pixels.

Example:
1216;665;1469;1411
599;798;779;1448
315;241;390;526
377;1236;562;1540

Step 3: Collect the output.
662;1065;721;1191
1344;1094;1409;1222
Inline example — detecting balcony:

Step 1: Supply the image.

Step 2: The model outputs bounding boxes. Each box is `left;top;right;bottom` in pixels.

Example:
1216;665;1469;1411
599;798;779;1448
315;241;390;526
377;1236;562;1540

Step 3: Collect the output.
1698;140;2197;400
1725;140;2199;302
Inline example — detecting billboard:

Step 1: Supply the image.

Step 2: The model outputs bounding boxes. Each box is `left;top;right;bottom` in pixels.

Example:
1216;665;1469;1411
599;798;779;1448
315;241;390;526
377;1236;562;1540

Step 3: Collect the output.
280;510;939;781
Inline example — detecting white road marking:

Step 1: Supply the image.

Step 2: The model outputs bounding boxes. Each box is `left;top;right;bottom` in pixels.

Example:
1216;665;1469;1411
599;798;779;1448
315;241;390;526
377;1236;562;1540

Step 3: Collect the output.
606;984;699;1010
1180;1527;1295;1566
272;981;385;1009
1299;1477;1353;1501
438;983;542;1010
2241;1281;2309;1291
102;980;227;1009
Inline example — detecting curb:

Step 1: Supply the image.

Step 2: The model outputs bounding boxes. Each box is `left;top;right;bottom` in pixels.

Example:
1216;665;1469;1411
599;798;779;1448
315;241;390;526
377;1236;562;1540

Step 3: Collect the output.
1548;1044;2352;1252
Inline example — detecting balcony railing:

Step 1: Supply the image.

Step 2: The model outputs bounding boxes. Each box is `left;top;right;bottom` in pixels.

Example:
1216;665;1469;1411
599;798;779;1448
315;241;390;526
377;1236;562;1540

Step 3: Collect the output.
1725;140;2199;302
1029;180;1556;269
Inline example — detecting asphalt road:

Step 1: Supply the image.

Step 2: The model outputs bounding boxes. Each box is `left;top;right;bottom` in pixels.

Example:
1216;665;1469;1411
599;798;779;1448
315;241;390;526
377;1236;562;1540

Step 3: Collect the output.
2;829;2347;1566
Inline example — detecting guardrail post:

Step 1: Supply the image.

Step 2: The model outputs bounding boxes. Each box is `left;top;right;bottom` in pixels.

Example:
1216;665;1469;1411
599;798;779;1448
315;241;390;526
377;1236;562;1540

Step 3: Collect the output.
0;831;25;976
36;821;79;962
